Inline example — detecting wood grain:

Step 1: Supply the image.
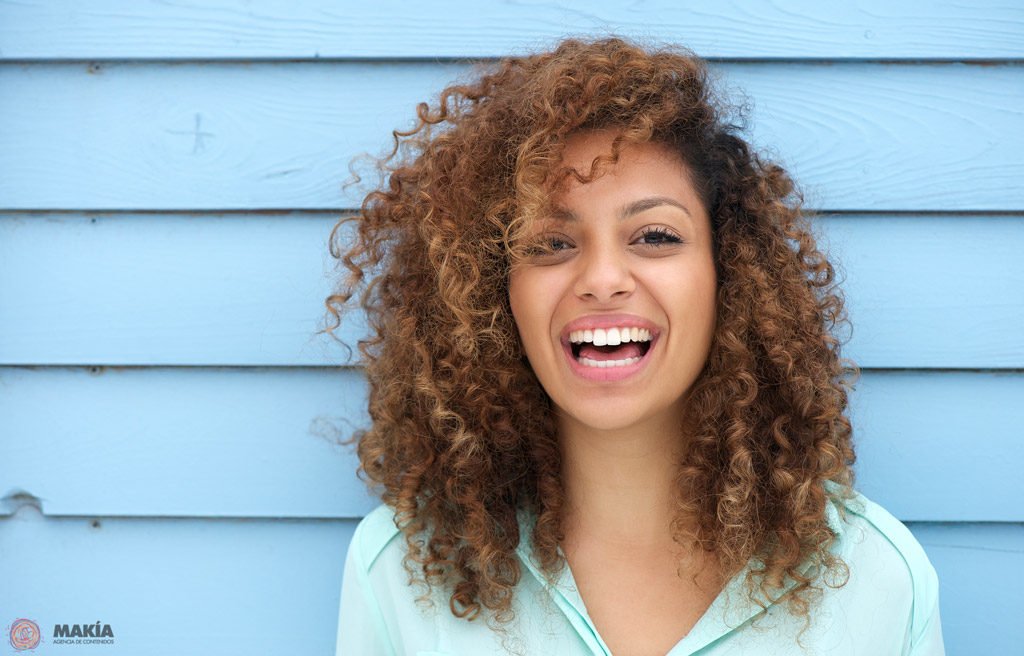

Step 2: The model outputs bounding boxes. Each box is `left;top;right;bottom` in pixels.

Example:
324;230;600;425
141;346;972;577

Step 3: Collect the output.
0;63;1020;211
0;508;1018;656
1;0;1022;60
0;507;354;655
2;7;1020;653
1;367;1020;521
2;213;1021;368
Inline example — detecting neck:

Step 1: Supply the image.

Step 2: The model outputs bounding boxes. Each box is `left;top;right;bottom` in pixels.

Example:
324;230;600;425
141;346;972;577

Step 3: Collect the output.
557;409;687;553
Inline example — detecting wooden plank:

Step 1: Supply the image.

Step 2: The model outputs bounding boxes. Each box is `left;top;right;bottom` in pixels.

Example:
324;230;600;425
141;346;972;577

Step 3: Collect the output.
2;213;1021;368
1;367;1020;521
851;372;1024;521
0;509;1019;655
822;214;1024;368
0;63;1021;211
908;522;1024;655
0;506;356;655
1;0;1021;60
0;212;357;367
0;367;378;519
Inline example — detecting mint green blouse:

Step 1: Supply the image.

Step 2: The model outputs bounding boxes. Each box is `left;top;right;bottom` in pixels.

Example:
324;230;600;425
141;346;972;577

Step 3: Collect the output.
336;489;944;655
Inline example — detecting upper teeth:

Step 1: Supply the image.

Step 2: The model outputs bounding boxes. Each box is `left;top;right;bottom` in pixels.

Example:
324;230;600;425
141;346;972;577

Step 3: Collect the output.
569;327;652;346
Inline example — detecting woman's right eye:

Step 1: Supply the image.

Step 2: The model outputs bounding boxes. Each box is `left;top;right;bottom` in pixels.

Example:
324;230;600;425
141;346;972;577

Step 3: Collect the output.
524;235;573;257
546;236;572;251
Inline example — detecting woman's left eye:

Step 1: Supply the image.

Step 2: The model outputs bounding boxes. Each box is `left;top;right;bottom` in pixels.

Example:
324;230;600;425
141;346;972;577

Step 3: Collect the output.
635;227;683;246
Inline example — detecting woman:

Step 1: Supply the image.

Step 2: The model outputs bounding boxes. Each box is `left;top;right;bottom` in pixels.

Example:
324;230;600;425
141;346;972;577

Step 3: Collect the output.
327;37;944;655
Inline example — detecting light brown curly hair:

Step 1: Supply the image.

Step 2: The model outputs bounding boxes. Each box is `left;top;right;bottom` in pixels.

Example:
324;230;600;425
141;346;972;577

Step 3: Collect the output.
323;35;858;632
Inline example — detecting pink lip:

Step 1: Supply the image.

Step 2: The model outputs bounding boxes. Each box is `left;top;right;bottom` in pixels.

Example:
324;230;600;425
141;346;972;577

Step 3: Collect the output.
559;313;661;382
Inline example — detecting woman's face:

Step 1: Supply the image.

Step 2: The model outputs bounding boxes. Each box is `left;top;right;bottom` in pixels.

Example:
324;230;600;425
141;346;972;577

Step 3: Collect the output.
508;130;718;434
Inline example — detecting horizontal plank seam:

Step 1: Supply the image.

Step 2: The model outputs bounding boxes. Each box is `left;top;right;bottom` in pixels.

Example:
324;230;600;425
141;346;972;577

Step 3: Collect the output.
2;57;1024;65
0;512;1020;525
4;209;1024;217
0;364;1019;372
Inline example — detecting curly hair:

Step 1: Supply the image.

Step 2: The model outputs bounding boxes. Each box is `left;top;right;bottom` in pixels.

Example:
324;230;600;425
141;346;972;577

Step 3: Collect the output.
323;35;858;633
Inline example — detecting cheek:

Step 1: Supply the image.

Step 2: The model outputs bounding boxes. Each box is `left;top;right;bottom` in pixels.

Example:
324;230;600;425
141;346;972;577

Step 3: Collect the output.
508;271;554;353
507;273;535;341
507;273;525;329
654;262;718;329
691;264;718;313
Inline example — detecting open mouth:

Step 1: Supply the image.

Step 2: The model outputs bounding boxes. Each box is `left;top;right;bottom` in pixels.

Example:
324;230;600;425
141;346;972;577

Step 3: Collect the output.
567;327;655;368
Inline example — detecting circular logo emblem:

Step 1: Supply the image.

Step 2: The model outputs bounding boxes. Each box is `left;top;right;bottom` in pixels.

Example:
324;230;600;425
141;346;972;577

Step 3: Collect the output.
8;619;41;651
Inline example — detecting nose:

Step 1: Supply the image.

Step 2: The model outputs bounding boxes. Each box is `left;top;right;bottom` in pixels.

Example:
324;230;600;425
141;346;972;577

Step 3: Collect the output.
573;240;636;303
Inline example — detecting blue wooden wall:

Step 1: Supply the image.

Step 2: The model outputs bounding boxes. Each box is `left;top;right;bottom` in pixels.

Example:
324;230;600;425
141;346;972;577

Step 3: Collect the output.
1;2;1022;654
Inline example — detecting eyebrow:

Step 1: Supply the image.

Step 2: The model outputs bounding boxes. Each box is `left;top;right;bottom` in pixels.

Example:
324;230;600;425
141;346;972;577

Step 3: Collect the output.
548;196;693;223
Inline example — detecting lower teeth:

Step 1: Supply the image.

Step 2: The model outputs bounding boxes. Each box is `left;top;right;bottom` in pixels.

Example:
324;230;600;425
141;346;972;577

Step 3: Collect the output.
578;355;641;368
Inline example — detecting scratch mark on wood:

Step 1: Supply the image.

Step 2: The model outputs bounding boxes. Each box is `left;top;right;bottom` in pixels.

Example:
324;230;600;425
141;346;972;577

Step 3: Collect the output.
1;489;45;516
165;113;215;154
263;168;303;179
923;542;1024;555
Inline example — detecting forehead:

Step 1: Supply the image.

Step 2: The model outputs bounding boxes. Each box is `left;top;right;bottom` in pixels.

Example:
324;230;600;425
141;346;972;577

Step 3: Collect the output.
542;130;703;220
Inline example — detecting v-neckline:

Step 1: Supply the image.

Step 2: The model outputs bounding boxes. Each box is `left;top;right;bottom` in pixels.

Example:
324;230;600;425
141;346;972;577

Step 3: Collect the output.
514;498;847;655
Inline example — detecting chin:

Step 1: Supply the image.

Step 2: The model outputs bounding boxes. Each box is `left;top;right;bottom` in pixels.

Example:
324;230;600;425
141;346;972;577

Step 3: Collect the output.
555;402;660;434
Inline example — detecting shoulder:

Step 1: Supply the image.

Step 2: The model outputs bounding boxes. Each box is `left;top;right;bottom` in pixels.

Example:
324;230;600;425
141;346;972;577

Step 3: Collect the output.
345;502;444;613
339;504;443;656
834;489;940;598
830;488;942;638
347;503;403;575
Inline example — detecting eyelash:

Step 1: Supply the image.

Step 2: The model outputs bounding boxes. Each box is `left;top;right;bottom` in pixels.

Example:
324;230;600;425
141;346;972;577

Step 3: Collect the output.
532;227;683;254
524;235;573;255
635;226;683;246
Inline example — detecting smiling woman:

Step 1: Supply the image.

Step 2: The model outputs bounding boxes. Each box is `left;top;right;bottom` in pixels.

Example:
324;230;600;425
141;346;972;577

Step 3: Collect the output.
325;36;945;656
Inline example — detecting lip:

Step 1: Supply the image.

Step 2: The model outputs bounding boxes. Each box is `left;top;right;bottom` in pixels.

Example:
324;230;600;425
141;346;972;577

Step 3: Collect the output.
559;313;661;382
